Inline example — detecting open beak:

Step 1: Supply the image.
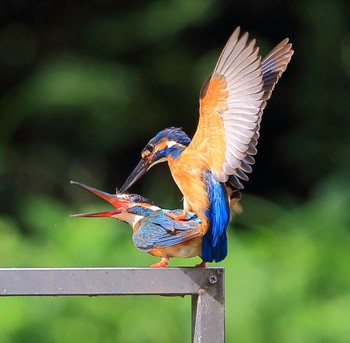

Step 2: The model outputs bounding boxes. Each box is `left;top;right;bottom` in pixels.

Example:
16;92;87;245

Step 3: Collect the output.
119;159;150;192
70;181;127;218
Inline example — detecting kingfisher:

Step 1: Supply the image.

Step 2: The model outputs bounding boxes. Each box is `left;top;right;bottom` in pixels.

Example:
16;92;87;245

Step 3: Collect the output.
70;181;204;267
119;27;294;266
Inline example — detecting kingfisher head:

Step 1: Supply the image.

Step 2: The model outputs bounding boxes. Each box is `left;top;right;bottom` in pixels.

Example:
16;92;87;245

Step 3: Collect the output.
70;181;160;227
119;127;191;192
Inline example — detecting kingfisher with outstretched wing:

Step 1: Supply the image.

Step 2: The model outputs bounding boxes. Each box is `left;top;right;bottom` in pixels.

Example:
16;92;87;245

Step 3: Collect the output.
119;27;293;266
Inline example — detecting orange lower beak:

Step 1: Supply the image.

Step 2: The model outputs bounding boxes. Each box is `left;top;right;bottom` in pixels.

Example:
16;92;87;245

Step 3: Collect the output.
70;181;127;218
70;210;122;218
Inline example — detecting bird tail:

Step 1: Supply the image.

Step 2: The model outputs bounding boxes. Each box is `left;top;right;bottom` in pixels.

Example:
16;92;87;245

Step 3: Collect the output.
228;189;243;219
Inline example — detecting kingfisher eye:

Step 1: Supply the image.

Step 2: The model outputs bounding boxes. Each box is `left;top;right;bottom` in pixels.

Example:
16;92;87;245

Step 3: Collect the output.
146;144;154;153
130;195;141;202
142;144;155;158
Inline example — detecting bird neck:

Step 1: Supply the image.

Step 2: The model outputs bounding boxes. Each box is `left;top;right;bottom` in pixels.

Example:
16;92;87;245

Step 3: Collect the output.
168;145;185;160
115;212;143;230
122;206;158;230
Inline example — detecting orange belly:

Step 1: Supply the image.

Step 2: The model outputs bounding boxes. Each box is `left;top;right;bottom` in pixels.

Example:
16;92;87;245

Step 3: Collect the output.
149;237;202;258
168;156;208;210
168;154;210;231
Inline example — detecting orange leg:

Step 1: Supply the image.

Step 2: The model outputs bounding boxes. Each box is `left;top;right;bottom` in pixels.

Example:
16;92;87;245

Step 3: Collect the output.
165;210;188;221
150;257;169;268
195;260;206;268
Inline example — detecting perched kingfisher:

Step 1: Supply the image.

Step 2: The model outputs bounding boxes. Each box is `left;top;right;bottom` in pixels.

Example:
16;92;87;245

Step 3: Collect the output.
119;27;294;266
70;181;203;267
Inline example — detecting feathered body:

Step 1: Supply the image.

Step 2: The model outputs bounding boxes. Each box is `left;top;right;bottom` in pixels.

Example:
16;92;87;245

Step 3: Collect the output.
70;181;203;267
120;27;294;265
168;153;230;262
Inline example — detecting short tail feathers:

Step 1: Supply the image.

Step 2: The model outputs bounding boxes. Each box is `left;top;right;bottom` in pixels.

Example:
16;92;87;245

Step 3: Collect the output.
226;186;243;219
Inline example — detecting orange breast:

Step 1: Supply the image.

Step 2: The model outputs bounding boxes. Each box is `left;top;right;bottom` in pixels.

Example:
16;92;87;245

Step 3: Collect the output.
168;153;209;230
168;155;206;208
149;236;202;258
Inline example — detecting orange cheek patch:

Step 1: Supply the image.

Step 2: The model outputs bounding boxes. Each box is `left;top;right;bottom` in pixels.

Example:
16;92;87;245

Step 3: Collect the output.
157;139;168;151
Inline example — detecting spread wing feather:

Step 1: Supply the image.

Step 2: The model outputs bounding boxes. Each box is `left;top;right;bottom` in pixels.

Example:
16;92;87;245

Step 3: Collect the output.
189;26;293;188
238;38;294;184
132;210;202;252
188;26;264;183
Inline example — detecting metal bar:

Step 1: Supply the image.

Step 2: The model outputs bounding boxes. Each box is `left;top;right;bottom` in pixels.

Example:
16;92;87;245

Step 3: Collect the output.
0;267;225;342
192;268;225;343
0;267;223;296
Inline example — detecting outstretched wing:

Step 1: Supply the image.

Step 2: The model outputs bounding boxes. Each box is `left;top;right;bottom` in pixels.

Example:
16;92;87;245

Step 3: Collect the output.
186;27;264;184
132;210;202;252
228;37;294;188
187;27;293;188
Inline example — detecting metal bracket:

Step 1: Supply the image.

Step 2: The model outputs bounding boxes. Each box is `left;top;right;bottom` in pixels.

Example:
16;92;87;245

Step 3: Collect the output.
0;267;224;342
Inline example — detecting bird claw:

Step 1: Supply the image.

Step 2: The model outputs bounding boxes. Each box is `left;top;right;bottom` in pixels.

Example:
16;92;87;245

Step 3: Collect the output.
150;257;169;268
195;260;206;268
165;210;188;221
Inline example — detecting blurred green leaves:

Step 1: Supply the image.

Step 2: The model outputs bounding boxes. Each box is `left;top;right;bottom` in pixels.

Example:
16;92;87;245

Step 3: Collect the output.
289;0;350;185
84;0;216;54
225;176;350;342
26;59;134;110
0;57;136;146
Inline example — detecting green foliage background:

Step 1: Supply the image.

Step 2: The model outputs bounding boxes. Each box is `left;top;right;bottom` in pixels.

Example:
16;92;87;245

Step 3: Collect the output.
0;0;349;342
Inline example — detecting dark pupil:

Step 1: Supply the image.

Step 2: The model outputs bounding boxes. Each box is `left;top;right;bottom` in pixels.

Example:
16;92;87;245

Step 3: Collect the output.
142;144;154;159
146;144;154;153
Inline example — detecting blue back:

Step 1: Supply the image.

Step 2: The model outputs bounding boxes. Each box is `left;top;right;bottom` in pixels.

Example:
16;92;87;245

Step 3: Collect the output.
132;209;202;252
201;172;230;262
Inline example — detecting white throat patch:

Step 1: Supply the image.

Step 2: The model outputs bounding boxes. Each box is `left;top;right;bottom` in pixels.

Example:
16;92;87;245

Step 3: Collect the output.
166;140;177;148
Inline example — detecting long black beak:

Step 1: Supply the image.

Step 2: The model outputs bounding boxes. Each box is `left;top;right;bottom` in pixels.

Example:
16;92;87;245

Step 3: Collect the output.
119;159;150;192
70;181;126;218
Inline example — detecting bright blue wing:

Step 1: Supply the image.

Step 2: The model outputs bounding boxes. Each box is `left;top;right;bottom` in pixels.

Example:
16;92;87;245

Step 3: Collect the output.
132;210;202;252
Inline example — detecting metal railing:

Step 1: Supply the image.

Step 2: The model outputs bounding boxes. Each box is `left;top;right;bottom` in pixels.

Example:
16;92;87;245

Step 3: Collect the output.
0;267;225;343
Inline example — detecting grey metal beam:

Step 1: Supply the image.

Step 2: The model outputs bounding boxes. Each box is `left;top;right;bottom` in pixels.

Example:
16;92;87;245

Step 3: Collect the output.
0;267;225;343
0;267;223;296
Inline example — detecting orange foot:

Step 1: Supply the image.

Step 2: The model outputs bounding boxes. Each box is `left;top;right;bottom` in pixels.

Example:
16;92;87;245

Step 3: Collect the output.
195;260;206;268
165;210;188;221
150;257;169;268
